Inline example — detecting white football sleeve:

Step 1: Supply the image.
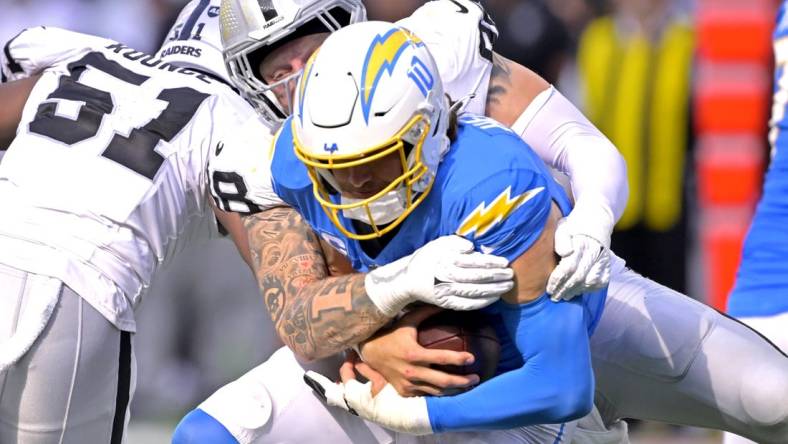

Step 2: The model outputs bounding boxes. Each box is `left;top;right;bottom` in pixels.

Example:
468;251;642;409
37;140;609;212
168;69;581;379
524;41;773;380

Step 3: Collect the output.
1;27;108;82
511;86;628;246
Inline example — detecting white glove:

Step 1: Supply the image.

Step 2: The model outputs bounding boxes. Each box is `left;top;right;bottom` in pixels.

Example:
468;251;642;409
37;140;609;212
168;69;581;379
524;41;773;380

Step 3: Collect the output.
364;235;513;317
547;212;612;302
304;371;433;435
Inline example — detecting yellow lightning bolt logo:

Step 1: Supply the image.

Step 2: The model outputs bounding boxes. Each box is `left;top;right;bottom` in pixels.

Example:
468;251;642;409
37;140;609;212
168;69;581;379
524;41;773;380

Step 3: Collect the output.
457;186;545;238
361;28;423;122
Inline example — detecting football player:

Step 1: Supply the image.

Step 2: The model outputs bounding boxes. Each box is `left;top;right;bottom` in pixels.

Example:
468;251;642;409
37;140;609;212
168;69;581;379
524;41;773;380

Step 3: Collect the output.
0;3;257;439
0;2;511;441
724;3;788;444
283;20;604;436
175;0;631;442
174;2;788;443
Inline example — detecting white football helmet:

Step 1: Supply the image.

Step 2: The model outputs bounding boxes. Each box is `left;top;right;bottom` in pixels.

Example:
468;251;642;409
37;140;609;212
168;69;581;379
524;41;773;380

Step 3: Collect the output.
292;21;450;241
220;0;365;126
159;0;229;83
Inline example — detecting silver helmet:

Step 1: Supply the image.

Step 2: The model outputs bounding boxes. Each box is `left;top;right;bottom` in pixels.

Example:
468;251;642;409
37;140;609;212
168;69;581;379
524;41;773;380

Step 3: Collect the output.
159;0;229;83
220;0;366;126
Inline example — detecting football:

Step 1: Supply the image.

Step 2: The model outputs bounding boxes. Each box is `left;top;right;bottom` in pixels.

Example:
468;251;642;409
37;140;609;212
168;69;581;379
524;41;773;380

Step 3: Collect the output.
417;310;500;383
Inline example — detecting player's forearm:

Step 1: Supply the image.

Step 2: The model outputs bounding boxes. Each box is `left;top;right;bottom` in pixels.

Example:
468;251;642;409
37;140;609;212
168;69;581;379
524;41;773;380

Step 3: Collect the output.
286;274;390;361
427;296;594;432
243;209;389;361
512;86;628;226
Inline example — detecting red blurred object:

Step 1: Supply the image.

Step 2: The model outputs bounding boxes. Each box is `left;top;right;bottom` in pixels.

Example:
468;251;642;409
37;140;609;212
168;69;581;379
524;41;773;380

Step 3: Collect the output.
694;62;770;135
696;0;776;63
701;208;752;311
696;134;766;206
694;0;775;312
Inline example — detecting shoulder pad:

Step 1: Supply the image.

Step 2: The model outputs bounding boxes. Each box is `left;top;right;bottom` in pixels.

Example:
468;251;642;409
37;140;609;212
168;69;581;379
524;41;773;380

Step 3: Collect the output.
2;27;111;81
397;0;498;115
209;114;284;214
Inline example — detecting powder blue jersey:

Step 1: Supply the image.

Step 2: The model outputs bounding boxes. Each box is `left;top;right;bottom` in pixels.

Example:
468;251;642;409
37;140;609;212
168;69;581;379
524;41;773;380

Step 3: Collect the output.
273;114;607;430
272;114;606;335
273;113;608;431
728;2;788;317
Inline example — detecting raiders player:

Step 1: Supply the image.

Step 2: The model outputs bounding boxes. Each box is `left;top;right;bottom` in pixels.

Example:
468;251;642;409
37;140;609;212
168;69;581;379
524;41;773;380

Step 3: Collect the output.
0;2;267;441
0;1;516;441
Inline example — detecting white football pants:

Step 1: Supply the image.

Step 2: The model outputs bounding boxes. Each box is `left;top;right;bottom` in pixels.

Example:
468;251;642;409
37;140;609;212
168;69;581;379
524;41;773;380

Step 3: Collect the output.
0;263;136;444
722;312;788;444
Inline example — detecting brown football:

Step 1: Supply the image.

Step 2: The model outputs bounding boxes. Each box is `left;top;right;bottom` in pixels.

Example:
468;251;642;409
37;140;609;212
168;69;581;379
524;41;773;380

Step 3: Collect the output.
417;310;500;383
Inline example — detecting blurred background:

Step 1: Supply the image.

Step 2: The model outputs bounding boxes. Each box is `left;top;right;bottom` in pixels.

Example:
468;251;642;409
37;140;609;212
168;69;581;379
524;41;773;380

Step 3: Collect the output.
0;0;779;442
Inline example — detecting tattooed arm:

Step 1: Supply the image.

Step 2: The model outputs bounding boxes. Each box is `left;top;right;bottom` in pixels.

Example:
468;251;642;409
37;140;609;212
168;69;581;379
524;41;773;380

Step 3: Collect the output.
485;52;549;127
243;206;390;361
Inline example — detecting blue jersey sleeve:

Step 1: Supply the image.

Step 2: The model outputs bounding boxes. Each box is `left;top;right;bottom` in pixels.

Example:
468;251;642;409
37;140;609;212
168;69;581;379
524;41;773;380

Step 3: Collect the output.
270;118;313;209
776;1;788;40
448;168;552;262
426;295;594;432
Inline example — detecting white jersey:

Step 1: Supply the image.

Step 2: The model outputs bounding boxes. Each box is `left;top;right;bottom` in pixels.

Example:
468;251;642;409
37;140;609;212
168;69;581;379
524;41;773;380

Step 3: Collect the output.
0;27;265;331
208;0;498;215
398;0;497;115
208;120;279;215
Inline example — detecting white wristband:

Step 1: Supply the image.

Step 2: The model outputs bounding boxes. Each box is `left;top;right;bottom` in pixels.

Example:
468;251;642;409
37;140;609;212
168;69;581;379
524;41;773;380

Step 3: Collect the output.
363;255;412;318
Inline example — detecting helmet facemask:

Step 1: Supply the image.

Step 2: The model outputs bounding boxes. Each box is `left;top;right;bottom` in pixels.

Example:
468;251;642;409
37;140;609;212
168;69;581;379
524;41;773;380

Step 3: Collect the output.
294;113;434;240
291;22;450;241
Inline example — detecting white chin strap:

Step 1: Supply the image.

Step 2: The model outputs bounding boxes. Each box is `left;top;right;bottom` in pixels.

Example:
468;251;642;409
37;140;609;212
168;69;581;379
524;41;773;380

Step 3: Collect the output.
341;188;407;226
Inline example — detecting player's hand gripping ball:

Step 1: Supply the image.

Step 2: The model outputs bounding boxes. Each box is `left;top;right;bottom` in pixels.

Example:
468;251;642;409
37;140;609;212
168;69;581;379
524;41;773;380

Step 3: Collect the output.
417;310;500;386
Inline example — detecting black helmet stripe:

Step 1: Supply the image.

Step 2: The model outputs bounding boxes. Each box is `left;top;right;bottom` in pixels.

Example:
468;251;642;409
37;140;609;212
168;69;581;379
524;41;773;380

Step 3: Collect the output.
258;0;280;21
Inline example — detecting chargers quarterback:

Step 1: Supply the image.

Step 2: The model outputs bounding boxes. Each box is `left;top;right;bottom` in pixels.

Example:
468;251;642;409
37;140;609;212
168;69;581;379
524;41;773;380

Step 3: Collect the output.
286;20;605;435
175;6;788;444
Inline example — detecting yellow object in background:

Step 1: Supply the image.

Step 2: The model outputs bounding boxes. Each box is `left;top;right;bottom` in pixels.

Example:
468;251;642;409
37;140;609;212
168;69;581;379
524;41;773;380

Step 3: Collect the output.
578;17;694;231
